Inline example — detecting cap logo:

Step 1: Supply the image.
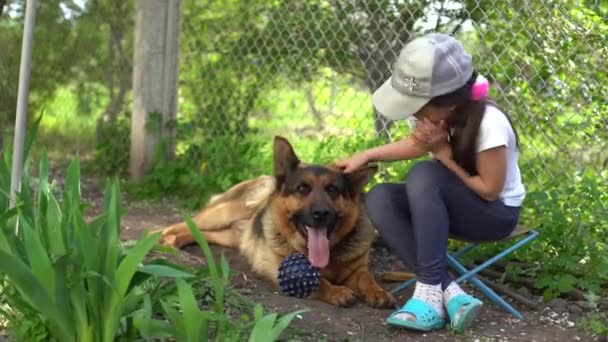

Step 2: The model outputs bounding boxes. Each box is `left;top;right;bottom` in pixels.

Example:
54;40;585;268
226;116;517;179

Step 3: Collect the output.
403;76;419;92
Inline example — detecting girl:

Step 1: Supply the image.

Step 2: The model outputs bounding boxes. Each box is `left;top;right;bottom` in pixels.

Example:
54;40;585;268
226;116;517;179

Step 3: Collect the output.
335;32;525;332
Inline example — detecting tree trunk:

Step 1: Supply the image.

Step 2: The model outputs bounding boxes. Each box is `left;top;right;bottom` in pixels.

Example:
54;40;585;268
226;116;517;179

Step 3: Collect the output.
130;0;182;180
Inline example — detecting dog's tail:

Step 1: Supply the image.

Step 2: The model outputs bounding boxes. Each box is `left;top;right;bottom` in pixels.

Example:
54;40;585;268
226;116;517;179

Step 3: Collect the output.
379;271;416;283
152;175;276;248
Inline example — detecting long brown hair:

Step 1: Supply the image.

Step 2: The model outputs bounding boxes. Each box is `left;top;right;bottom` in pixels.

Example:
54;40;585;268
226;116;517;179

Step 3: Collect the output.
428;71;520;176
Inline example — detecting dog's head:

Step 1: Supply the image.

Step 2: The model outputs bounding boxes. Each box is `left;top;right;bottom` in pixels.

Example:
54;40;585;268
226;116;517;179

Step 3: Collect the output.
272;136;377;269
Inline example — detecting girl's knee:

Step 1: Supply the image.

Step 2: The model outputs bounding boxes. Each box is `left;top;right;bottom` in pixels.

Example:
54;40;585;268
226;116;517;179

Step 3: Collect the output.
406;160;446;185
364;183;394;212
406;160;442;181
405;160;447;195
364;183;403;220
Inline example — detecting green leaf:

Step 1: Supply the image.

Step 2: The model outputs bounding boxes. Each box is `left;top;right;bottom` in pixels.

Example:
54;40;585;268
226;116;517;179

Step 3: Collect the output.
19;218;56;302
67;272;91;342
115;231;161;298
61;157;82;249
251;309;309;342
64;157;82;204
103;179;122;241
0;208;17;253
36;151;49;243
101;181;121;292
65;284;95;341
0;249;73;341
133;295;175;339
161;299;186;338
46;194;66;256
183;213;224;313
75;208;102;304
253;304;264;322
137;264;195;279
176;278;203;342
16;180;37;231
557;274;577;293
535;274;554;289
248;313;278;342
23;114;43;168
220;253;230;285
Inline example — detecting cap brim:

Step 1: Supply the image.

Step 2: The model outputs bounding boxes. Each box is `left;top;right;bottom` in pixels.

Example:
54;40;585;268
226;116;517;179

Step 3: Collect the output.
372;77;430;121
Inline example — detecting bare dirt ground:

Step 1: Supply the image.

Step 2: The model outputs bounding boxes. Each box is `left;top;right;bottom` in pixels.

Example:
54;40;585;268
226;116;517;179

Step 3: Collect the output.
72;171;602;342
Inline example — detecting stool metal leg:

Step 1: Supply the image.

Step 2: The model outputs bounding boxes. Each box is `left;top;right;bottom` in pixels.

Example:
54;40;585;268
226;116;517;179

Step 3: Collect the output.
447;253;525;320
390;277;416;294
451;242;477;259
454;231;539;284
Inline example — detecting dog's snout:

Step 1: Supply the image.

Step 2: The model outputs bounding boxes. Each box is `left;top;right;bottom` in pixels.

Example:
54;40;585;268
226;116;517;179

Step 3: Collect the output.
311;203;331;222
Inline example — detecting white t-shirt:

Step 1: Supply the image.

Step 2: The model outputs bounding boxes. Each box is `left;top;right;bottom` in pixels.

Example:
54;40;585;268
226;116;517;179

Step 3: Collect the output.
407;104;526;207
476;104;526;207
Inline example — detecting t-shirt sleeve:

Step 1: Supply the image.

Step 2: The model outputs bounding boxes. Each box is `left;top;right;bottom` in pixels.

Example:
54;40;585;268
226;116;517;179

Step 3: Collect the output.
476;107;511;152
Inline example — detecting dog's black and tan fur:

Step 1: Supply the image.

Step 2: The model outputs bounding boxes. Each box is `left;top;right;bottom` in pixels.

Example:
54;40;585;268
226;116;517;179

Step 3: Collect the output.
156;136;399;308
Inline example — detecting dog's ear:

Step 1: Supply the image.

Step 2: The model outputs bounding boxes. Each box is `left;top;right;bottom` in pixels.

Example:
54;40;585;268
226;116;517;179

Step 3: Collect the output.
345;164;378;196
273;136;300;186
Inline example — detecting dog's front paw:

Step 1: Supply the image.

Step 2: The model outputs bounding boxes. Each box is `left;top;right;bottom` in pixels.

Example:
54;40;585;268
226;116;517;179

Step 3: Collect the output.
316;282;358;307
342;268;397;309
326;285;357;307
159;231;179;248
362;285;396;309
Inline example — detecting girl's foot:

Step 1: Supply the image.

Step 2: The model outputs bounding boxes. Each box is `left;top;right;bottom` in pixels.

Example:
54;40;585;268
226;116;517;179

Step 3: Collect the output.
443;282;483;332
386;282;446;331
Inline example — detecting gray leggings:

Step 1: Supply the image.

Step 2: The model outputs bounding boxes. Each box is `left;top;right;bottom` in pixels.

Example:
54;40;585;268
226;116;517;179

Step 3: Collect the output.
364;160;520;289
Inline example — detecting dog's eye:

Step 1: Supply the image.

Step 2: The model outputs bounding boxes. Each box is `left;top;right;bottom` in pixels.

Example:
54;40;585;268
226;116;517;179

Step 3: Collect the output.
325;185;339;198
296;184;310;195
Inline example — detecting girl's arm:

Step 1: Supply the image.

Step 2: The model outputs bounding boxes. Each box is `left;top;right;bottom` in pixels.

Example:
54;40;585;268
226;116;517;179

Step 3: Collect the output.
335;119;446;173
438;145;507;201
363;136;428;162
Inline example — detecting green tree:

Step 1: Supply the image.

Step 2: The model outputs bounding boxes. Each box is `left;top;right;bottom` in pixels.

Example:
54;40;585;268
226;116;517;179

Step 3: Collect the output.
0;0;134;149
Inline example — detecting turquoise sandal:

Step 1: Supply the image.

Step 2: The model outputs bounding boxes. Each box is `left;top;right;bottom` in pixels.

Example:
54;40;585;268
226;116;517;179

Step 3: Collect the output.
386;298;446;331
446;294;483;333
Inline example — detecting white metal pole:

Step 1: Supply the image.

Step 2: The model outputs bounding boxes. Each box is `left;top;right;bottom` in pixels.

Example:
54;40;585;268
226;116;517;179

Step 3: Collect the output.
10;0;38;234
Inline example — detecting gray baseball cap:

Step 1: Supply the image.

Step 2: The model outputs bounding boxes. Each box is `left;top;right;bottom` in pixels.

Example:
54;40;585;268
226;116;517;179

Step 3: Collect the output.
372;32;474;120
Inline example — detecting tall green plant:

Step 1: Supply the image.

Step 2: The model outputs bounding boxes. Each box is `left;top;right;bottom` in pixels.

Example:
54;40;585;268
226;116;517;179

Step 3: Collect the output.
0;150;195;341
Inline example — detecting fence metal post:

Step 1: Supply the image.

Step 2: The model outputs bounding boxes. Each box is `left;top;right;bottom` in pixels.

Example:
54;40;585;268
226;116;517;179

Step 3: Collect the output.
10;0;38;235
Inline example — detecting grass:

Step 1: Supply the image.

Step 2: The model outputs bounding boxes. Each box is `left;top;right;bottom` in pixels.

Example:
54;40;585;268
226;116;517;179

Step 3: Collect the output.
36;86;99;163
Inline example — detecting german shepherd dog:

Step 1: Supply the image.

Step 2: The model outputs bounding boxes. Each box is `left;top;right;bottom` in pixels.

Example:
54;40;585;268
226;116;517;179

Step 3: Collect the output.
157;136;397;308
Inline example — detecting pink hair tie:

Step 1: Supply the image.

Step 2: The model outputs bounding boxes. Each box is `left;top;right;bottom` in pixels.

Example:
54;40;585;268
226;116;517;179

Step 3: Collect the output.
471;74;489;101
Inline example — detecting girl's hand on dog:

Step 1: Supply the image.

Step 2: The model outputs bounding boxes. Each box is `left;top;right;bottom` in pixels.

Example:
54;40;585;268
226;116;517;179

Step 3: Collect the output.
334;152;369;173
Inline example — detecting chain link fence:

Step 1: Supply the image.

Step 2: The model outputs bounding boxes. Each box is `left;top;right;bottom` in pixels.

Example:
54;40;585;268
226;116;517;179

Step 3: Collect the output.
178;0;606;189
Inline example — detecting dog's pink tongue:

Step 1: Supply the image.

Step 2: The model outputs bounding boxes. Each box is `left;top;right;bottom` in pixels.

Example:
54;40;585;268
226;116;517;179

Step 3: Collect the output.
307;227;329;268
